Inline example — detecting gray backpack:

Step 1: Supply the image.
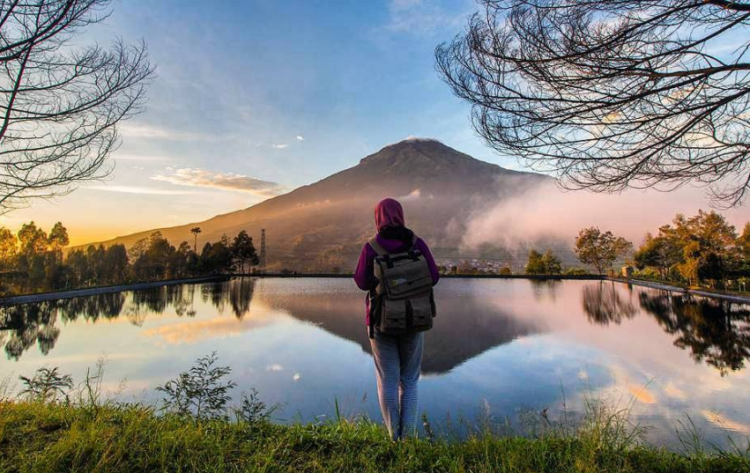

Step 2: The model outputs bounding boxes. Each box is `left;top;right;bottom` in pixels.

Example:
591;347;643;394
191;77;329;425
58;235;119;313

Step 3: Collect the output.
368;234;436;338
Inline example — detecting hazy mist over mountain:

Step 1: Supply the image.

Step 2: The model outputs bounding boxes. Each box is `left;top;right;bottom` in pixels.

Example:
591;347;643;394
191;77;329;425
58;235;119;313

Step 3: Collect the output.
93;138;551;271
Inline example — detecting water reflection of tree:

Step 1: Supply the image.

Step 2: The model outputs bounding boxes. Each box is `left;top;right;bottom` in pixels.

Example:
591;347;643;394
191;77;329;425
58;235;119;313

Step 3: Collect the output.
1;279;259;360
529;280;560;302
202;282;227;314
581;282;637;326
0;301;60;360
0;293;130;359
132;288;169;314
125;285;197;325
228;278;255;319
59;292;126;322
639;292;750;376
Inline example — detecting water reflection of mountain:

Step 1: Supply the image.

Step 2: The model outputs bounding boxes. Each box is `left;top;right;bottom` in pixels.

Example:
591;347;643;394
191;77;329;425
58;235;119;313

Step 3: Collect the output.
0;279;540;373
580;282;750;376
7;278;750;376
260;291;542;375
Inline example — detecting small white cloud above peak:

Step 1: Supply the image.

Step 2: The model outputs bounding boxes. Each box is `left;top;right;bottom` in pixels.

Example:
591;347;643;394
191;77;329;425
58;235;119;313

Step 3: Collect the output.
272;143;288;149
295;135;305;141
404;136;440;142
383;136;443;148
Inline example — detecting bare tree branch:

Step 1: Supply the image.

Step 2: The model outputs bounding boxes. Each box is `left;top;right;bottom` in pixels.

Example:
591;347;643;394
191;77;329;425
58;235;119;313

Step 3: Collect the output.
0;0;154;213
436;0;750;208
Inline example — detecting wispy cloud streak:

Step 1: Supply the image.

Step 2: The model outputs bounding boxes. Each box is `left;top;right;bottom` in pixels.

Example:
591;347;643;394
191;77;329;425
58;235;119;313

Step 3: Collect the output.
151;168;285;197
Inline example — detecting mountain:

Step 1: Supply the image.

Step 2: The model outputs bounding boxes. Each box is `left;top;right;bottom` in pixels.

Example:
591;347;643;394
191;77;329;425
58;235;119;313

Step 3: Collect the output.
92;138;551;271
261;283;542;374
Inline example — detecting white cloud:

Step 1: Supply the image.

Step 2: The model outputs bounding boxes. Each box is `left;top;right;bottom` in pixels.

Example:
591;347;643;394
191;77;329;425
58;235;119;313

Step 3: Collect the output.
295;135;305;141
272;143;288;149
151;168;286;197
88;185;195;196
462;180;750;249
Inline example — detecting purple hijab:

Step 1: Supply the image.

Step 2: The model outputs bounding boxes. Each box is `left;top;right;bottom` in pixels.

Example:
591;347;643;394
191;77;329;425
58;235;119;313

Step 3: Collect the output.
354;198;440;324
374;198;405;231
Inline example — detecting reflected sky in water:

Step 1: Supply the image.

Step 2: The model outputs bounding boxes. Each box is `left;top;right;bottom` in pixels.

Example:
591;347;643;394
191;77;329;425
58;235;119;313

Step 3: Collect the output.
2;278;750;448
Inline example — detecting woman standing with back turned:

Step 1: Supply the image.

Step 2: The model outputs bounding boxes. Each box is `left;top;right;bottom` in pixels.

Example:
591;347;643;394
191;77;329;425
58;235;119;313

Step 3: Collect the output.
354;198;440;440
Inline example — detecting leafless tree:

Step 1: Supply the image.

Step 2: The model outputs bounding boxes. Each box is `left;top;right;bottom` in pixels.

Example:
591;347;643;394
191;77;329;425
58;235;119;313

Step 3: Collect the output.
0;0;154;213
436;0;750;207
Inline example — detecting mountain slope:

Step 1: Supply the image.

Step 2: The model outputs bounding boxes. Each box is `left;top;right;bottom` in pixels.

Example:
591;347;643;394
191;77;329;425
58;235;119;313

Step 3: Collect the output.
93;138;551;270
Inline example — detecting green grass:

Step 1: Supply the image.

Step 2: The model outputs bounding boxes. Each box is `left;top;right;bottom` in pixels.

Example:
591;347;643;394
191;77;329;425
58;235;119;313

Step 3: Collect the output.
1;401;748;473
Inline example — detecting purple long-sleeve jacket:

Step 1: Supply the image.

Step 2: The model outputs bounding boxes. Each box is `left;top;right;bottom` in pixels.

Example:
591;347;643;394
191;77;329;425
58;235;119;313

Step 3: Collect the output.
354;234;440;325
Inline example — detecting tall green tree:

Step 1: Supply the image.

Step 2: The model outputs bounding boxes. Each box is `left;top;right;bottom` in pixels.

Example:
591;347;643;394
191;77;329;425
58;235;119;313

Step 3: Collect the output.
47;222;70;271
634;228;682;279
525;249;545;275
200;237;235;275
231;231;259;274
17;222;48;257
47;223;70;253
103;244;129;284
541;250;562;276
526;249;562;275
673;211;738;285
133;232;175;280
738;223;750;262
575;227;632;275
0;227;17;269
191;227;202;252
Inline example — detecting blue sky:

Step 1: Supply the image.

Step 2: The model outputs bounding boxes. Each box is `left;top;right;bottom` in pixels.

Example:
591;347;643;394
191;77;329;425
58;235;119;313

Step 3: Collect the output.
2;0;747;245
3;0;499;243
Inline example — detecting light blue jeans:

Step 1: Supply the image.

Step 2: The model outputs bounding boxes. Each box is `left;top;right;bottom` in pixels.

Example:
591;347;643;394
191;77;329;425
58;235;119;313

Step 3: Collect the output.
369;330;424;440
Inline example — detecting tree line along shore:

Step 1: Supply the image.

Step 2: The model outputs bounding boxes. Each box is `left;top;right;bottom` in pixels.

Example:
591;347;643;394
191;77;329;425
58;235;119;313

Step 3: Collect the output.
1;209;749;298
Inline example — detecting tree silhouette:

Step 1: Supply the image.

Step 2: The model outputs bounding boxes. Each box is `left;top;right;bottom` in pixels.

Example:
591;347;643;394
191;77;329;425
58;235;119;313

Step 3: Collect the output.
0;0;154;212
581;282;637;326
575;227;632;275
191;227;202;252
436;0;750;207
231;230;259;274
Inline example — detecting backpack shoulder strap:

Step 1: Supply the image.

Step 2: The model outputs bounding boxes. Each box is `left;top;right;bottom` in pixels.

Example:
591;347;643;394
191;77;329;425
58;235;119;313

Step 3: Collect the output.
368;236;388;257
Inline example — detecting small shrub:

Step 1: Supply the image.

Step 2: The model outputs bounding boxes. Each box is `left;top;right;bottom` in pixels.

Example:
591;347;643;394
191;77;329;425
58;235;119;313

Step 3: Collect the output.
564;268;588;276
19;367;73;403
157;351;237;420
234;388;277;424
635;267;661;280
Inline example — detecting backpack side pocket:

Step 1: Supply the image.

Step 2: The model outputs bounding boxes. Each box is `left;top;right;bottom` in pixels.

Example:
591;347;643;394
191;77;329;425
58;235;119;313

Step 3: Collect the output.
380;298;407;334
408;294;433;332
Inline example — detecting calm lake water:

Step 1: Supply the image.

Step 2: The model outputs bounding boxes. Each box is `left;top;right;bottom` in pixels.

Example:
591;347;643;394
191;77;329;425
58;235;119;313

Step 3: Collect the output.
2;277;750;448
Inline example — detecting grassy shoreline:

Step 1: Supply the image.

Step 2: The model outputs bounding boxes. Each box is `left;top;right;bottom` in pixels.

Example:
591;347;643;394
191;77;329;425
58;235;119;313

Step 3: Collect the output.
1;401;747;473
